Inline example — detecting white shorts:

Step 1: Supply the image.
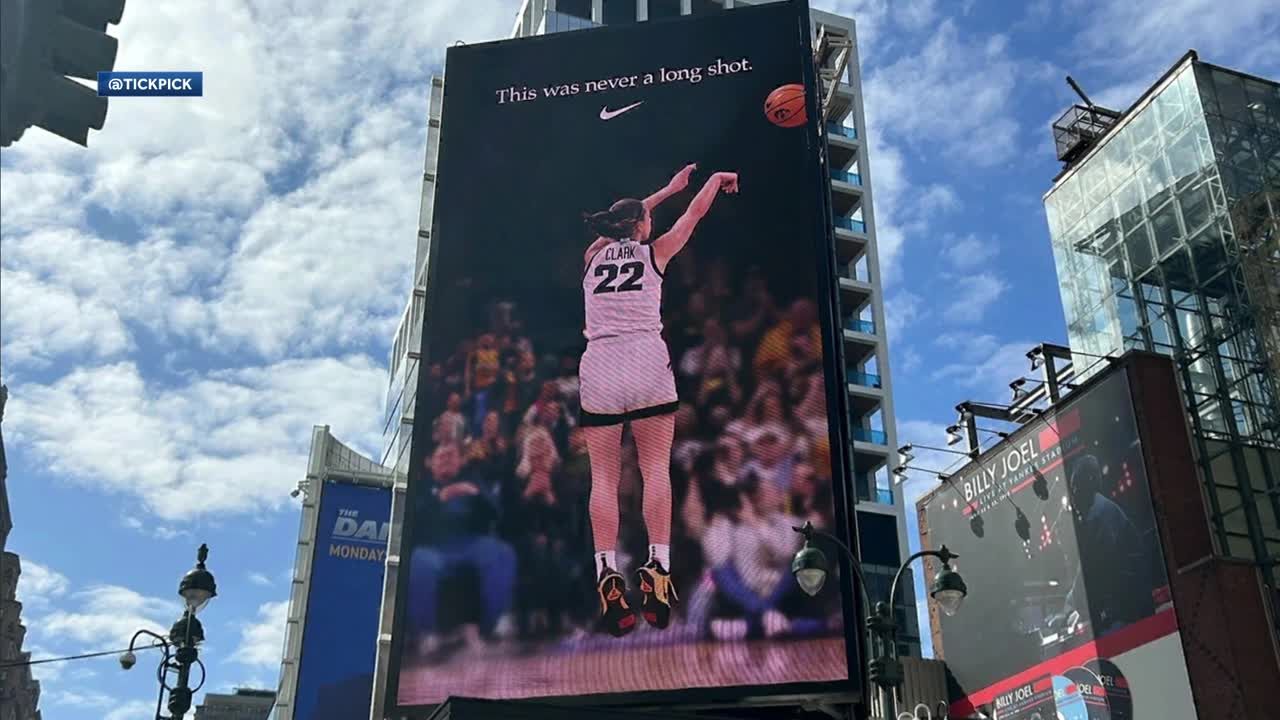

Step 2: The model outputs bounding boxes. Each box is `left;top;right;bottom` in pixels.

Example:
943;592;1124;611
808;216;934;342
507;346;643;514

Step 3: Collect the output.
578;332;678;426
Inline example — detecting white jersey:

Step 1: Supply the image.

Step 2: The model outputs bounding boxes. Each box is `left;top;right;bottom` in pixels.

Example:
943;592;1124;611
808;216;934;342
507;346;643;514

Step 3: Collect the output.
582;238;664;341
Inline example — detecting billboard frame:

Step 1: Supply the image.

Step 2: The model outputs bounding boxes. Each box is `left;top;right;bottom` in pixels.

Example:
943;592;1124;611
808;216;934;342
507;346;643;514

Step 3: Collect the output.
274;426;393;720
383;1;866;714
916;352;1206;718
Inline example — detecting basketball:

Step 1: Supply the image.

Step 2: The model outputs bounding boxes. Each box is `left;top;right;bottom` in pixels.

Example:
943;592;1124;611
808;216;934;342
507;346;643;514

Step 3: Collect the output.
764;83;807;128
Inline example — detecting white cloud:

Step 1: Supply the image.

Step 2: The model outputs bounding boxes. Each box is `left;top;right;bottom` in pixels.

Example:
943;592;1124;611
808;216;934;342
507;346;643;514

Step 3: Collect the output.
46;689;115;709
121;515;193;540
1;1;518;368
25;644;62;684
897;419;972;502
865;21;1022;166
940;233;999;271
39;585;177;648
106;700;160;720
234;600;289;669
7;356;386;520
860;138;959;282
0;170;86;234
16;560;70;608
941;273;1010;325
248;572;273;587
1072;0;1280;87
884;291;926;340
0;268;133;368
897;346;923;374
1015;0;1054;30
931;338;1041;402
893;0;938;31
935;332;999;361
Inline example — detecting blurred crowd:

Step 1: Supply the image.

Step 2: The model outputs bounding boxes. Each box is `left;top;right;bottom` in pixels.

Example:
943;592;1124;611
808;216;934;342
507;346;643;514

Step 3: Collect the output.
406;252;840;656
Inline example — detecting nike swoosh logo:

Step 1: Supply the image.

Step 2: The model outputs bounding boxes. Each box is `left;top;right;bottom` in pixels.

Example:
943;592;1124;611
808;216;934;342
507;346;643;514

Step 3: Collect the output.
600;101;644;120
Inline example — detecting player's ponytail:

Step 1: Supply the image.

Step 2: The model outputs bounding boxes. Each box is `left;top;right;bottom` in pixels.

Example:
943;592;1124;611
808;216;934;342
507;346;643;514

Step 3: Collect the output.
585;198;645;240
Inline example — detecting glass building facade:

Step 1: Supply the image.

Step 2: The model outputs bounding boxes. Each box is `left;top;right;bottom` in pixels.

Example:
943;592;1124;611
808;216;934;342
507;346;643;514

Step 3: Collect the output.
1044;54;1280;577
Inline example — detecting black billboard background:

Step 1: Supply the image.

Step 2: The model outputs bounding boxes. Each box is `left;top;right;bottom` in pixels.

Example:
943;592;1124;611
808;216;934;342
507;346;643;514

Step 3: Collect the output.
920;371;1171;698
388;1;861;711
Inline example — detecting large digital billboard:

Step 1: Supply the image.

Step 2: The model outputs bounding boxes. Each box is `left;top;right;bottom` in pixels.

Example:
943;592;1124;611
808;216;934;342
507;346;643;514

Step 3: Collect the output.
919;370;1196;719
387;1;860;711
294;481;391;720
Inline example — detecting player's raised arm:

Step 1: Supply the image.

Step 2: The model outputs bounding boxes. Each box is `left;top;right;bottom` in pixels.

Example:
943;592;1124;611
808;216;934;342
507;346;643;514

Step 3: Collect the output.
652;171;738;270
643;163;697;212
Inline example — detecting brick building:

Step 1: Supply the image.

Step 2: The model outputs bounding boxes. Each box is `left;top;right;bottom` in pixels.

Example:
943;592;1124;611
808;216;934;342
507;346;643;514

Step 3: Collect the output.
0;385;42;720
194;687;276;720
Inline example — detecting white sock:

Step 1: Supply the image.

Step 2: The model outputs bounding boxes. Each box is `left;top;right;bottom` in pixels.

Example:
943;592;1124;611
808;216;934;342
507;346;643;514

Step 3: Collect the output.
649;543;671;569
595;550;616;576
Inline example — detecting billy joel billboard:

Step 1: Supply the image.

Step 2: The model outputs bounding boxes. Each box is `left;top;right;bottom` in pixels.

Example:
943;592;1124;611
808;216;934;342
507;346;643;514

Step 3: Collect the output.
919;369;1196;719
295;481;391;720
386;0;862;711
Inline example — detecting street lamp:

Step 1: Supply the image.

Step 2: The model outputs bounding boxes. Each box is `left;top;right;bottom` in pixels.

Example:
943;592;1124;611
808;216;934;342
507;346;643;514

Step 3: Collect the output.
179;545;218;613
791;521;967;717
121;544;218;720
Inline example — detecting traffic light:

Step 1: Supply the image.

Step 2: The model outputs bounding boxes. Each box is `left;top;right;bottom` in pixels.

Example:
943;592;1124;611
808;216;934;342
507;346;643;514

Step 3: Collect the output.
0;0;126;147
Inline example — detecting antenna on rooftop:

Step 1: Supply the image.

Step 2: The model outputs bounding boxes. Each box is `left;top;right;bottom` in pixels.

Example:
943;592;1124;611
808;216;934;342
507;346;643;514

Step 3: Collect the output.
1066;76;1094;108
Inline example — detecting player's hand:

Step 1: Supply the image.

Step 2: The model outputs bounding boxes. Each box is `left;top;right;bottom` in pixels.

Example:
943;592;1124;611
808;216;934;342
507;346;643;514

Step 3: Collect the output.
670;163;697;192
715;172;739;194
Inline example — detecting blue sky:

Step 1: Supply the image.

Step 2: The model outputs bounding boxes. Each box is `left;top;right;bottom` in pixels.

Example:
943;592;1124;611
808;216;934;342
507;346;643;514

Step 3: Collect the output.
2;1;1277;718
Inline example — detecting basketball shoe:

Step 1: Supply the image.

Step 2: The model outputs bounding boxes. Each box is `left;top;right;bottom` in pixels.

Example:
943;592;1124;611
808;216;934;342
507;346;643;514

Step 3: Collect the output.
637;559;679;629
597;566;637;638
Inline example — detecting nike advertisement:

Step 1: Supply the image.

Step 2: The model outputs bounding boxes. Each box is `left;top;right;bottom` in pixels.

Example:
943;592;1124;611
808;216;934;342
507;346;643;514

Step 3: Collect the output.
386;1;861;712
918;371;1196;719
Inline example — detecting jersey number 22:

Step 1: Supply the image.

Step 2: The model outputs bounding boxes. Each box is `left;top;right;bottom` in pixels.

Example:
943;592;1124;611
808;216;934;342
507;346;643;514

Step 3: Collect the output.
592;261;645;294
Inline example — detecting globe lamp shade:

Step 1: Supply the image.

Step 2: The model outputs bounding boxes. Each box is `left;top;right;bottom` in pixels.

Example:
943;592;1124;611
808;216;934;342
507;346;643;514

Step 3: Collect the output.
179;566;217;614
929;563;968;617
791;542;829;597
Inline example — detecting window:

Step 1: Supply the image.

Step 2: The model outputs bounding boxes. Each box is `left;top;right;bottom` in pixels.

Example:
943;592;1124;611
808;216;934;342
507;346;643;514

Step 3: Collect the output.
1244;78;1279;128
603;0;636;24
1087;203;1120;253
1155;78;1189;141
558;0;592;20
857;511;902;567
1178;181;1213;234
1114;177;1144;233
1223;119;1261;174
691;0;725;14
1150;201;1182;256
1161;249;1194;293
649;0;683;18
1141;153;1175;213
1212;71;1249;121
1189;223;1227;281
1125;222;1154;274
1166;125;1204;186
1194;65;1221;116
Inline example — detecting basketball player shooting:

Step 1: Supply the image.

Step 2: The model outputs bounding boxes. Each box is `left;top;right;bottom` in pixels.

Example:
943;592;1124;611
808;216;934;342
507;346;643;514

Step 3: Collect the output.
579;164;739;637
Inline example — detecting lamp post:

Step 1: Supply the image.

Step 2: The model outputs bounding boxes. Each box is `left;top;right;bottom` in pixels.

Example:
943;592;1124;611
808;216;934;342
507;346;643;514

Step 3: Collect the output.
120;544;218;720
791;521;967;718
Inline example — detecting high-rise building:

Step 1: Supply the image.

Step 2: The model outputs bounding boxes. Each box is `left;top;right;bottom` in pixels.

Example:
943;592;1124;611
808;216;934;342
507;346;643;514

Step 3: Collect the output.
0;385;42;720
379;1;917;685
1044;52;1280;595
195;688;276;720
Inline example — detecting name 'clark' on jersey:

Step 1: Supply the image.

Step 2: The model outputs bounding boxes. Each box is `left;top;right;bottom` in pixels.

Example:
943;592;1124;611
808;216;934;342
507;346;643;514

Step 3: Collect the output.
582;239;665;341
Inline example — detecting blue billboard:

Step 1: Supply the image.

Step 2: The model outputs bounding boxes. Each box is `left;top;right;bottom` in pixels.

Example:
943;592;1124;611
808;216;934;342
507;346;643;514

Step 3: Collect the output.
295;480;391;720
